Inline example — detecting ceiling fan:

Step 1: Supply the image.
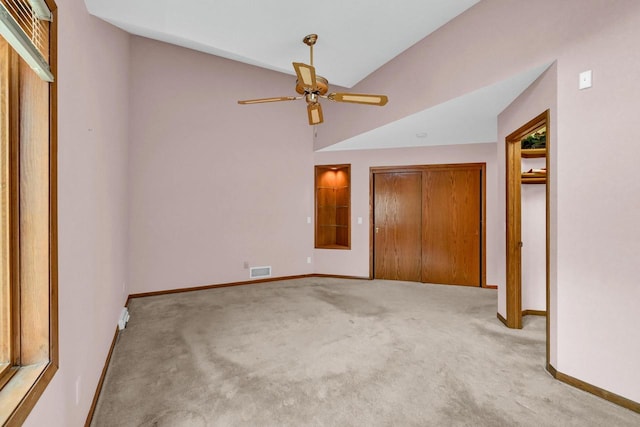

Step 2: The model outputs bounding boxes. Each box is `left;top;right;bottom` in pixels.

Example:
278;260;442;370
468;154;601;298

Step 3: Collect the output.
237;34;389;125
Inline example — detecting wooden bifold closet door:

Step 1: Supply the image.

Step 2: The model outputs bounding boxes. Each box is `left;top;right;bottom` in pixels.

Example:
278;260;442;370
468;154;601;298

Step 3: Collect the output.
373;172;422;281
372;164;484;287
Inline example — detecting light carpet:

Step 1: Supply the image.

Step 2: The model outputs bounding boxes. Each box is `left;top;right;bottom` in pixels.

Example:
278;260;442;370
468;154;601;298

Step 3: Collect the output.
91;277;640;426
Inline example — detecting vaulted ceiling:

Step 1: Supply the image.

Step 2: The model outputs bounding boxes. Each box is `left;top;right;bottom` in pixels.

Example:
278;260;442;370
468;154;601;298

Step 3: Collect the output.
85;0;547;150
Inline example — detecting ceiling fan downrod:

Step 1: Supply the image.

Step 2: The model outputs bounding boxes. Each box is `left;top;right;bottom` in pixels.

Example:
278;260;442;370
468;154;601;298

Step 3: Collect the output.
303;34;317;66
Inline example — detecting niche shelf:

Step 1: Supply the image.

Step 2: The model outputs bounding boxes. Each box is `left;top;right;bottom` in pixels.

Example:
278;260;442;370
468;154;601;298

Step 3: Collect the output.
315;164;351;249
521;148;546;158
521;172;547;184
521;126;547;184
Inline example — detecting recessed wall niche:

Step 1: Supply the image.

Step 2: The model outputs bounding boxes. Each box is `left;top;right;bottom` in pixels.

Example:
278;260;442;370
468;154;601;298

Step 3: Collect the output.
315;164;351;249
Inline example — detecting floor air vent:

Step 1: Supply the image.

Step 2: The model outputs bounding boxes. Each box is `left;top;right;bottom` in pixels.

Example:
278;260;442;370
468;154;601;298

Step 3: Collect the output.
250;266;271;279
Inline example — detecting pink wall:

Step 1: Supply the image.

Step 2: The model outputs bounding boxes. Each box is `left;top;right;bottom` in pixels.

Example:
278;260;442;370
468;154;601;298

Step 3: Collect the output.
554;7;640;401
20;1;640;424
313;143;498;281
23;0;131;425
315;0;636;151
127;37;314;294
498;65;557;369
320;0;640;403
520;159;546;312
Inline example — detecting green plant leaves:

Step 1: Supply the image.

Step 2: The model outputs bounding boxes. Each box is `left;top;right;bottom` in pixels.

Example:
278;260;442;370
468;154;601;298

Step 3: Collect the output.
521;130;546;149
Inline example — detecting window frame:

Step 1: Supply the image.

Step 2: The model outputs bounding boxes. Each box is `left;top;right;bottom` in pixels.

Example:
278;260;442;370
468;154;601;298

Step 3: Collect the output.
0;0;58;424
0;22;20;400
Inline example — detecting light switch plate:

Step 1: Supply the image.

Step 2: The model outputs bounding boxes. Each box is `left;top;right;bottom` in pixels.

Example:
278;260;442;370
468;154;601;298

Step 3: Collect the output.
579;70;592;89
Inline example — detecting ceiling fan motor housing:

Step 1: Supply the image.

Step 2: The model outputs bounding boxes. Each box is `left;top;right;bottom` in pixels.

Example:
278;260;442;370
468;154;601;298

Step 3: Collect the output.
296;75;329;96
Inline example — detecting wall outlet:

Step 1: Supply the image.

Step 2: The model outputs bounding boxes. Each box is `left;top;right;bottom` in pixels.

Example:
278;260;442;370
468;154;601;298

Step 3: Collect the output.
307;256;312;264
307;216;311;224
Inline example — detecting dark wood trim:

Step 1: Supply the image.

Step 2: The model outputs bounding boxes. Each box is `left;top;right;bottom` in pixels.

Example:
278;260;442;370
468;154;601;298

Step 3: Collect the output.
496;312;508;327
8;36;20;368
84;327;119;427
369;163;486;287
127;274;312;303
521;148;546;158
505;133;522;329
546;363;557;377
548;364;640;414
545;110;552;383
0;366;17;390
505;110;550;332
481;164;487;288
314;164;351;250
522;310;546;316
2;2;59;424
0;32;22;383
506;115;547;143
311;274;370;280
7;362;57;426
484;284;498;290
368;168;375;279
48;0;60;371
126;274;369;304
370;163;485;173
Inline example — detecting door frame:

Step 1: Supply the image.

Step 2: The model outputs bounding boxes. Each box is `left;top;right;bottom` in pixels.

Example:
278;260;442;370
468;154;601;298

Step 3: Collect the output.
369;163;486;287
504;110;550;366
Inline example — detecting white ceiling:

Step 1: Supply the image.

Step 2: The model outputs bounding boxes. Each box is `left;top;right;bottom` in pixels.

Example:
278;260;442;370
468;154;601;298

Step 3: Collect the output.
84;0;480;88
319;63;552;151
85;0;548;151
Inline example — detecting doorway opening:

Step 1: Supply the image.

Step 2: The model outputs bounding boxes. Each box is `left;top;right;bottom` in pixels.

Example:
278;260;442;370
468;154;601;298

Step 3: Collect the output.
504;110;550;363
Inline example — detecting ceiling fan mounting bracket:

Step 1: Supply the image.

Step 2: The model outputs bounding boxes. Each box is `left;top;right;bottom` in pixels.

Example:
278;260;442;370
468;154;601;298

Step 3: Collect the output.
303;34;318;47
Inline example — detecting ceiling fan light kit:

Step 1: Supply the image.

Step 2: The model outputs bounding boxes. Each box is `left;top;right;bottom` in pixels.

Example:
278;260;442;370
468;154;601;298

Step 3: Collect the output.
238;34;389;125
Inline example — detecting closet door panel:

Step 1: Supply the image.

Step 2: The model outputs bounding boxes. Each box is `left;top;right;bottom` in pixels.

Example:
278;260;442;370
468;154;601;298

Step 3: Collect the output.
373;172;422;281
422;168;481;286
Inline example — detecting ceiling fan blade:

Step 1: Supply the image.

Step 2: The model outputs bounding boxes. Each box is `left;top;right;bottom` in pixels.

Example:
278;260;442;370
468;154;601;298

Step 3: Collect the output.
293;62;317;90
238;96;299;105
307;103;323;125
328;93;388;106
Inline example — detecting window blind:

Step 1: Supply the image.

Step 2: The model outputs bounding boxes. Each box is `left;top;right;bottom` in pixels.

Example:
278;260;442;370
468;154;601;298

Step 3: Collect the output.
0;0;53;82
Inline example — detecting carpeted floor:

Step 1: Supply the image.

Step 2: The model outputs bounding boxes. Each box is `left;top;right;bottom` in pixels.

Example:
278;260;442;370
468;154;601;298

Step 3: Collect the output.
91;277;640;426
